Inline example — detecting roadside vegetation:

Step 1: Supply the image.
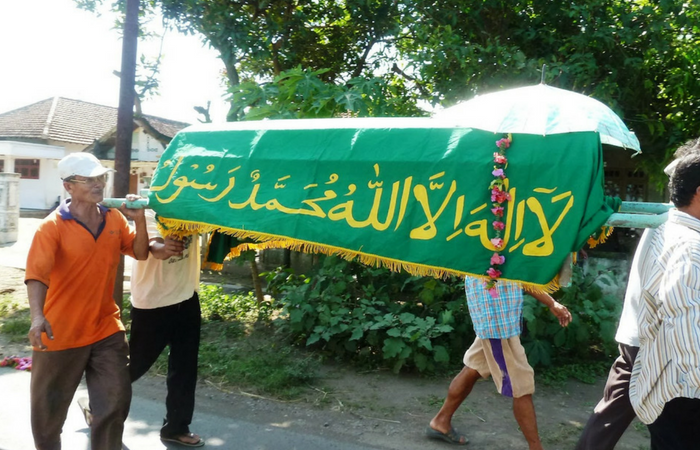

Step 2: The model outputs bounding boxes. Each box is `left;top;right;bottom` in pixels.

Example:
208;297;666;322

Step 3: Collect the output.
0;291;31;344
262;255;619;389
0;256;620;399
192;254;619;395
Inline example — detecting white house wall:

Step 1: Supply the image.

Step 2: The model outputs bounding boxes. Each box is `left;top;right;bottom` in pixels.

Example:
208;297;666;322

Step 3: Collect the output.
0;141;65;210
0;141;65;160
133;130;166;162
48;141;84;153
105;130;166;163
19;159;61;209
102;129;166;195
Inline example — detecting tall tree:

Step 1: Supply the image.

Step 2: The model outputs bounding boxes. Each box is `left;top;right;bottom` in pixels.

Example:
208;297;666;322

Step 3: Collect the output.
110;0;141;309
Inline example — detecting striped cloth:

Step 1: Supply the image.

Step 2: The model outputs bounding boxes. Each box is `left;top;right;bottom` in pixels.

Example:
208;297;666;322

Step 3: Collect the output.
465;277;523;339
630;209;700;424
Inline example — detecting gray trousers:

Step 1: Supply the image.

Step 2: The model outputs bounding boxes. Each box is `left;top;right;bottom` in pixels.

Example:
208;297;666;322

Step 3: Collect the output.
575;344;639;450
30;331;131;450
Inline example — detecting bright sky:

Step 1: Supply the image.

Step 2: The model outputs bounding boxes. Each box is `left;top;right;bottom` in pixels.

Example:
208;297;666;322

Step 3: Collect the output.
0;0;229;124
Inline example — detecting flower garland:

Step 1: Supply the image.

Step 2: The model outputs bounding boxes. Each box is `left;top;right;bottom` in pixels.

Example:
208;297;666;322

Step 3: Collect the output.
0;355;31;371
485;134;512;298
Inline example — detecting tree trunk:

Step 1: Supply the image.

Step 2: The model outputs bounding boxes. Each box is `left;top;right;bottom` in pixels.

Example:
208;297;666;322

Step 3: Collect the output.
249;253;265;307
112;0;140;311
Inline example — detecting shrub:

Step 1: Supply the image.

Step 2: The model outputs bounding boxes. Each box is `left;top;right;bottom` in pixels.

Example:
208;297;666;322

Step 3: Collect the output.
274;256;473;373
522;264;621;368
199;284;274;322
274;256;623;376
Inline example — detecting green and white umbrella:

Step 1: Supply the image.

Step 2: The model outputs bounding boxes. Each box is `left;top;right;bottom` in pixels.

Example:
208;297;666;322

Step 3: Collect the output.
433;83;641;153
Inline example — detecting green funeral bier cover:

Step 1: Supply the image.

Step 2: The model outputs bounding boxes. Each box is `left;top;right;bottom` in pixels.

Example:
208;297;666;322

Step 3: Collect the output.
148;118;614;291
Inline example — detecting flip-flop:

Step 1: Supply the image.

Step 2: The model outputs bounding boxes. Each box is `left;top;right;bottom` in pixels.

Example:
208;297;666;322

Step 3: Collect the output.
425;426;469;445
160;432;205;447
77;397;92;427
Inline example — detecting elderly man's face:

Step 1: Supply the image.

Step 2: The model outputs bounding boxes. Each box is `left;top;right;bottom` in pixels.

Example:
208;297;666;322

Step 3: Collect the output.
63;175;107;203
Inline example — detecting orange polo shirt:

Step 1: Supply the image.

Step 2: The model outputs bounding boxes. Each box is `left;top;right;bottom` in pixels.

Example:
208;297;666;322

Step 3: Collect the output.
25;201;136;351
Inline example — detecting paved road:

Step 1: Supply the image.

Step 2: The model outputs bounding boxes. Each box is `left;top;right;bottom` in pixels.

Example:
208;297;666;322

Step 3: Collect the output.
0;369;384;450
0;218;384;450
0;217;41;270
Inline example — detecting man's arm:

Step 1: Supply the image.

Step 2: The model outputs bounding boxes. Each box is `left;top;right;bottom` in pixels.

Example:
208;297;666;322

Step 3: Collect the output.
149;236;185;260
130;213;149;260
528;290;572;327
26;280;52;350
119;196;149;260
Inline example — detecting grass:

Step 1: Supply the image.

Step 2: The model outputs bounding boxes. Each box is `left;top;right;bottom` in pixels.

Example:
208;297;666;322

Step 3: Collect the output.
536;360;611;387
0;281;320;400
422;394;445;408
540;422;583;446
633;421;650;438
136;284;320;400
0;293;31;342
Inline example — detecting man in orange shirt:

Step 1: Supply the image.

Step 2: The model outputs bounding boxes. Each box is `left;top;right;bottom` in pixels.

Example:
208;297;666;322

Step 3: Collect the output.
25;152;149;450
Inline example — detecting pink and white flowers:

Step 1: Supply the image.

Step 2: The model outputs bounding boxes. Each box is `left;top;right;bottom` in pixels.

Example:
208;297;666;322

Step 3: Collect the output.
485;134;512;298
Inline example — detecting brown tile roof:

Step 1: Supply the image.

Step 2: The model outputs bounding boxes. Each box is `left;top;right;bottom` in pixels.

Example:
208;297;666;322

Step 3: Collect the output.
0;97;189;145
146;115;190;138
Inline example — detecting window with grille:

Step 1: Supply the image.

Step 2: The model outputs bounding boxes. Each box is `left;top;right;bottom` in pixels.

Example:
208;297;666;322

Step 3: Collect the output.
604;168;647;202
15;159;40;179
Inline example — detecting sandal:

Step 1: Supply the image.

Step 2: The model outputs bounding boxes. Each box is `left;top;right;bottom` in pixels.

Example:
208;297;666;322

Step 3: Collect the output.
426;425;469;445
161;432;205;447
77;397;92;427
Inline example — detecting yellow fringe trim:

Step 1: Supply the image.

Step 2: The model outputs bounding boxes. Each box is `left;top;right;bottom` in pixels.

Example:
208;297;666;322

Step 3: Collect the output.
202;261;224;271
587;226;614;249
159;217;560;292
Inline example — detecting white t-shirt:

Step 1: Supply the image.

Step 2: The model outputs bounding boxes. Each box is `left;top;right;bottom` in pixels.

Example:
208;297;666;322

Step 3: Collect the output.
614;228;653;347
130;209;200;309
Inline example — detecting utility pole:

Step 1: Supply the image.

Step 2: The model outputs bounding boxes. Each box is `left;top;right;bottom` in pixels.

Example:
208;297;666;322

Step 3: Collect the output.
113;0;140;309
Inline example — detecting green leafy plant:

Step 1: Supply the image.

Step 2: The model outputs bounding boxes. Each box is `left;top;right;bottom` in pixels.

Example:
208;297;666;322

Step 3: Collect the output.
261;266;309;300
522;264;621;369
275;256;473;373
199;284;274;322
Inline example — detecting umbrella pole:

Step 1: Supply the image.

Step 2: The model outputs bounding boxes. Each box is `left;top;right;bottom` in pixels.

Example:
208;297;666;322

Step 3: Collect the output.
540;64;547;84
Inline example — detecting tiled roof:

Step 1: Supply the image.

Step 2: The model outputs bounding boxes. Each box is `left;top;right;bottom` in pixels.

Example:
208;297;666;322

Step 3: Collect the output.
0;97;189;145
146;115;190;138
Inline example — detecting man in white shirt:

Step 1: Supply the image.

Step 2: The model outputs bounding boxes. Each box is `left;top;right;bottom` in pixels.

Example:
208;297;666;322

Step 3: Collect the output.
574;230;648;450
576;140;699;450
629;153;700;448
129;209;204;447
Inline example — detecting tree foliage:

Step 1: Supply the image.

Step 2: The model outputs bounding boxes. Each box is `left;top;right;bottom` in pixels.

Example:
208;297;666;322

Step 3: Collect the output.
78;0;700;176
149;0;409;120
396;0;700;176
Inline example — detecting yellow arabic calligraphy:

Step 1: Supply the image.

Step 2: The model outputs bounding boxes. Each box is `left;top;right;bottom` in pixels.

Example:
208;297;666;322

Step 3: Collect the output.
151;159;578;255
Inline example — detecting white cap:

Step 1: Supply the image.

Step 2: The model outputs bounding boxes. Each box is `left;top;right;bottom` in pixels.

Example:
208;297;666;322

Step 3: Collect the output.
58;153;113;180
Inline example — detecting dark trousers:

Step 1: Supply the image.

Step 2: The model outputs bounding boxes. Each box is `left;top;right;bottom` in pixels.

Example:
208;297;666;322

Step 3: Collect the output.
648;397;700;450
129;292;201;438
31;332;131;450
575;344;639;450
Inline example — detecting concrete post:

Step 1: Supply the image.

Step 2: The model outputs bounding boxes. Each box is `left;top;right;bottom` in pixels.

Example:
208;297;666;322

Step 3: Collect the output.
0;173;20;244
